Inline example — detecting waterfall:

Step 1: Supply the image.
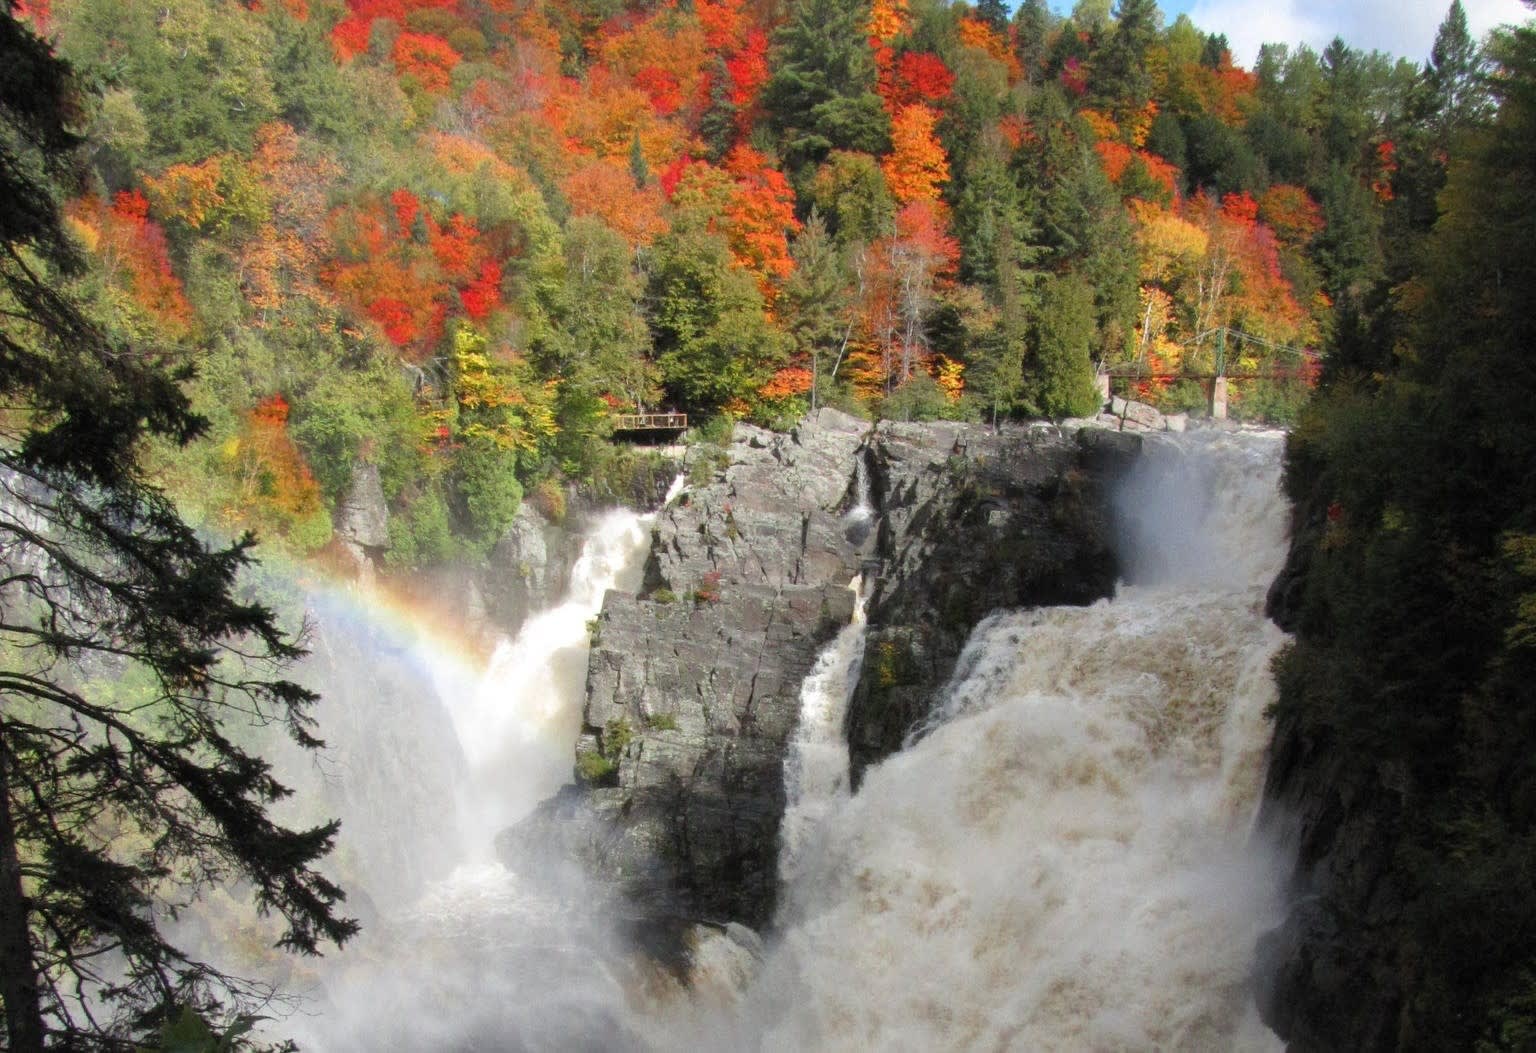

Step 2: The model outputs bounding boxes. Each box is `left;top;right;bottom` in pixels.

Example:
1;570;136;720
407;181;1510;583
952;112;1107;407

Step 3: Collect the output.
708;429;1291;1051
779;574;869;886
445;508;660;846
269;487;676;1052
847;454;873;523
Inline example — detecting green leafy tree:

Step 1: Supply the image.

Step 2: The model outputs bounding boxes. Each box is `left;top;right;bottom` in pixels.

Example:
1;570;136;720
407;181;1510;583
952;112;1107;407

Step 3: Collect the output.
975;0;1009;33
806;150;897;245
545;217;659;467
649;226;784;413
1019;87;1139;352
1030;273;1103;418
1096;0;1162;118
1314;160;1384;307
0;10;355;1049
54;0;279;164
1012;0;1054;83
1069;0;1111;34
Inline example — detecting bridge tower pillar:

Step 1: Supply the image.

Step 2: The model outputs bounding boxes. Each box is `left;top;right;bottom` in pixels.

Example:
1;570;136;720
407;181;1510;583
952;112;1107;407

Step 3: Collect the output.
1210;375;1229;420
1095;371;1111;407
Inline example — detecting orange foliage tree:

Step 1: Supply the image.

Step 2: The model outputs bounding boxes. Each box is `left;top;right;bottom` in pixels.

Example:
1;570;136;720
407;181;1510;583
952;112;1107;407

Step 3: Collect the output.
562;159;667;247
848;199;958;392
883;104;950;204
222;394;329;548
1258;184;1324;250
236;123;340;322
593;7;709;118
66;191;193;337
671;148;801;295
393;31;462;93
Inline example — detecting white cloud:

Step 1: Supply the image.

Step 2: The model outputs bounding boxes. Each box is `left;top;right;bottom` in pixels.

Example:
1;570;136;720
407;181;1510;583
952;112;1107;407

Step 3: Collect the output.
1186;0;1531;67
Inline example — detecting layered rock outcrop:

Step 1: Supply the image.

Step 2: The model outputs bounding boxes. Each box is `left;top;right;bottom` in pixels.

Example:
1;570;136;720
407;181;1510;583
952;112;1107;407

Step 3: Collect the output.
507;409;871;929
510;413;1142;939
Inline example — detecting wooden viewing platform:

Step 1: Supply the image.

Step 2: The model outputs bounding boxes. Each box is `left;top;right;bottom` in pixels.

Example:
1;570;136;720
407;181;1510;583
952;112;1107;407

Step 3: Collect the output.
610;412;688;434
1102;369;1314;381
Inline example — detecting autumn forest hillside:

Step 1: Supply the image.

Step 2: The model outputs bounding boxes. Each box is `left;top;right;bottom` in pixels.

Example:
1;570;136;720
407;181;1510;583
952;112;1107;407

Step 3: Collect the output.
9;0;1492;566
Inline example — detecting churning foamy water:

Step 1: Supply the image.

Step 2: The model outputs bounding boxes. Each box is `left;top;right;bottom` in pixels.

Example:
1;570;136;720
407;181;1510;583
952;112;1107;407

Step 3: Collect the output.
257;431;1290;1052
689;429;1291;1052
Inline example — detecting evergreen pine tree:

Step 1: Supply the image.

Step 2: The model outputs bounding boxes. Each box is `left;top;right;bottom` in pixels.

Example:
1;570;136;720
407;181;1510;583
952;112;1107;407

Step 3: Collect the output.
763;0;891;174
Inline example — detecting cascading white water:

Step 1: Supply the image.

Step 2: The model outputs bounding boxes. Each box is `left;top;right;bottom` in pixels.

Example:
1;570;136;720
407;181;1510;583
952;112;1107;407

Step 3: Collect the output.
779;574;869;887
271;483;680;1052
446;507;662;846
708;428;1291;1051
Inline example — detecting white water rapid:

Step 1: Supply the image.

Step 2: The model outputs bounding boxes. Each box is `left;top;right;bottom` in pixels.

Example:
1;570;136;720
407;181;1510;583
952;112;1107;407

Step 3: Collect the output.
269;485;679;1052
446;507;665;845
779;574;869;887
235;430;1291;1051
681;428;1292;1051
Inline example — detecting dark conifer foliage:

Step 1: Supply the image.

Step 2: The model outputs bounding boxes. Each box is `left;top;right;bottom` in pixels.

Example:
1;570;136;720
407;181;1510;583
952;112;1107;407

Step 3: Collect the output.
763;0;891;172
0;6;355;1048
1267;9;1536;1046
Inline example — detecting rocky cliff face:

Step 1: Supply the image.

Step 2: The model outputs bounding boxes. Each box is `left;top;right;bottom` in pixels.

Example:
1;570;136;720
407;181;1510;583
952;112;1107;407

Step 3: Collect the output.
505;409;872;931
507;413;1143;944
847;421;1140;784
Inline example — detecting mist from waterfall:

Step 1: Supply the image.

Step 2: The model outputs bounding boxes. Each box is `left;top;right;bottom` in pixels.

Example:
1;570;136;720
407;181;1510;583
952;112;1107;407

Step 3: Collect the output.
671;428;1292;1050
260;490;676;1052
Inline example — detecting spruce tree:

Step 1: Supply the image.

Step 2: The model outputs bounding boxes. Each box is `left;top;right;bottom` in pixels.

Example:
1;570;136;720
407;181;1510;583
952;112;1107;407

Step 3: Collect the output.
0;9;355;1048
1427;0;1492;136
763;0;891;174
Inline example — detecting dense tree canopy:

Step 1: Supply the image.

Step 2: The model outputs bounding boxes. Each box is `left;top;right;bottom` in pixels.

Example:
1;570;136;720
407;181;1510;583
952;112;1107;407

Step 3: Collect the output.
1268;7;1536;1046
0;0;1511;565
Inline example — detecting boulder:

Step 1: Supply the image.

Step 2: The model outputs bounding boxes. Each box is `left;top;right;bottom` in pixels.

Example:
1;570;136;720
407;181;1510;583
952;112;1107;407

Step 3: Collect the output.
1121;399;1166;431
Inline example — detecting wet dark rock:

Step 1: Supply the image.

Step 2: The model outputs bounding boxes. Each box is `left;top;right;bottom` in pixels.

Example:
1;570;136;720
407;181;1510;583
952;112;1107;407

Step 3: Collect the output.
845;422;1136;785
509;409;870;929
481;503;577;633
1254;711;1408;1052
